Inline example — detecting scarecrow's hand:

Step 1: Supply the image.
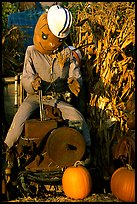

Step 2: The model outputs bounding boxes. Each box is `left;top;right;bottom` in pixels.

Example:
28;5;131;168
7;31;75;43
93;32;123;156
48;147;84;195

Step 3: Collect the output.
68;77;80;97
32;74;41;92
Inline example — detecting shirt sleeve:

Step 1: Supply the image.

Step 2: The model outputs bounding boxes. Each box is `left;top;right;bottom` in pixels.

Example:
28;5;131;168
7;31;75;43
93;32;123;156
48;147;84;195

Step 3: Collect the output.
68;51;83;87
21;47;36;94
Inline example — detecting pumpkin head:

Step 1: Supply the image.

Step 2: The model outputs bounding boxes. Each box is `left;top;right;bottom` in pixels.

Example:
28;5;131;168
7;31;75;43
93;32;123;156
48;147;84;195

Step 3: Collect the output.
62;161;92;199
33;5;72;55
33;12;63;54
110;165;135;202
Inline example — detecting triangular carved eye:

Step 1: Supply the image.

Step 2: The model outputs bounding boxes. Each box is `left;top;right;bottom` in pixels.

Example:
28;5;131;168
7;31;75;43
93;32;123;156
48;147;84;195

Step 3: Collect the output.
42;32;48;40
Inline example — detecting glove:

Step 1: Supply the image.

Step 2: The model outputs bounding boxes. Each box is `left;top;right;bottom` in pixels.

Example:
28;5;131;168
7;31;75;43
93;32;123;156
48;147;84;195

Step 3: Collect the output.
68;77;80;97
31;74;41;92
44;105;62;120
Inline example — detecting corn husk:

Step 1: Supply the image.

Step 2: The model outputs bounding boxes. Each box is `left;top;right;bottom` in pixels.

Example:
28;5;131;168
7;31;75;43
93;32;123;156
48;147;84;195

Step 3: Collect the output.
67;2;135;176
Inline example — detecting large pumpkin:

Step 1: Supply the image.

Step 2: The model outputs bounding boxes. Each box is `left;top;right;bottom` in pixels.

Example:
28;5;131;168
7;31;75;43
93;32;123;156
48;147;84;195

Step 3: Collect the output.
62;161;92;199
110;165;135;202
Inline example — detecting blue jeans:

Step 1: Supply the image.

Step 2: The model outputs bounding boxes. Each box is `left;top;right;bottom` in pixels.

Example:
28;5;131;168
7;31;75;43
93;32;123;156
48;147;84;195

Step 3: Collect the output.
4;94;91;148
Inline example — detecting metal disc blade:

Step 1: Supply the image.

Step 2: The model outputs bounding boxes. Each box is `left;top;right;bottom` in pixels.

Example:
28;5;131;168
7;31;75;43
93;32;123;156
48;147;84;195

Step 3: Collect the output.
45;127;86;167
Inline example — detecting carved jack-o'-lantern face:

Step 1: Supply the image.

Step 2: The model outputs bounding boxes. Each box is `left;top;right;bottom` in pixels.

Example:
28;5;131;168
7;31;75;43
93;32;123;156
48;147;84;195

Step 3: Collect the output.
33;13;63;54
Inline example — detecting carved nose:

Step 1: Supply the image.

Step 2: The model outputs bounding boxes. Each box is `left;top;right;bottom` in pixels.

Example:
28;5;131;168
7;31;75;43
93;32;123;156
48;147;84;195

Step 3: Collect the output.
49;42;55;48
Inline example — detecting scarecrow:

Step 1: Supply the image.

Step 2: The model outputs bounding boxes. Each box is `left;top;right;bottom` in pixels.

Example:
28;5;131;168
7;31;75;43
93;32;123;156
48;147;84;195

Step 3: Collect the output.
4;5;91;168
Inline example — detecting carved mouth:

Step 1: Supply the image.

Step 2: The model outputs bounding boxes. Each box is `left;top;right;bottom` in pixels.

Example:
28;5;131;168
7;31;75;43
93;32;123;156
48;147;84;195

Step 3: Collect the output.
39;42;58;53
39;42;48;51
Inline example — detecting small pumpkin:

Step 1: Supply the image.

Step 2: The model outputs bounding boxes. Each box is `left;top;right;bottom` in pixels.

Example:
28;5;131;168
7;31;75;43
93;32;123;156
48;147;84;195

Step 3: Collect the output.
110;164;135;202
62;161;92;199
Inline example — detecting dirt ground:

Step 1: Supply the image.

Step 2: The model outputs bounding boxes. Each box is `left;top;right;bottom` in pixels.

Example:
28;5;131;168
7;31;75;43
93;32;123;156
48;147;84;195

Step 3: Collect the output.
5;194;122;202
4;185;122;202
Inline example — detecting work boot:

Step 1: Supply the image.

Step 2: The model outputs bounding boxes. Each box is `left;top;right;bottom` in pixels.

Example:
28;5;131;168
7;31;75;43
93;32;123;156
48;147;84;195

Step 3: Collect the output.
6;149;13;168
4;144;15;169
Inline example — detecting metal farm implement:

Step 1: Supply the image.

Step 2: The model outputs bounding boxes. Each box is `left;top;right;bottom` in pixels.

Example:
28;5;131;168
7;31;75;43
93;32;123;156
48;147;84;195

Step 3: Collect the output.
2;88;86;200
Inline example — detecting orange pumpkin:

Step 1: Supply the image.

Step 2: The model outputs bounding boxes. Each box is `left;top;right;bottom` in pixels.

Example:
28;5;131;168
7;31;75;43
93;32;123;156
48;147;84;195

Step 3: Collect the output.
110;165;135;202
33;13;63;54
62;161;92;199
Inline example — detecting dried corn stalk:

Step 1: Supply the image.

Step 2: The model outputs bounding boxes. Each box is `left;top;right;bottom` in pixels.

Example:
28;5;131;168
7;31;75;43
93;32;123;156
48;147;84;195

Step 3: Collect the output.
68;2;135;176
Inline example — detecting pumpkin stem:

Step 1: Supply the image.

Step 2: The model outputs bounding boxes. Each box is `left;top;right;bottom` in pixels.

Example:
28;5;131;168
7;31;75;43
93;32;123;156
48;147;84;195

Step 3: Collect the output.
74;160;84;167
126;163;133;170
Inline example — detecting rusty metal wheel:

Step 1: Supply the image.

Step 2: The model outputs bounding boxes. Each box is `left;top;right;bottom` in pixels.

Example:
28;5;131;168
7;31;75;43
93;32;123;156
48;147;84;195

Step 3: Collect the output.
46;126;86;167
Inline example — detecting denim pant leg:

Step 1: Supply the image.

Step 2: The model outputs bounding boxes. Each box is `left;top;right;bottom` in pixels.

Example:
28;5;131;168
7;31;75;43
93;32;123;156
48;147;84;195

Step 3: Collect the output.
4;95;39;148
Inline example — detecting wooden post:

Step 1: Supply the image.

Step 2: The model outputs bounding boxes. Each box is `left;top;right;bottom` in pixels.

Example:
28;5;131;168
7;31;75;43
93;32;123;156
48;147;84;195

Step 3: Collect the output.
19;74;23;106
14;75;18;107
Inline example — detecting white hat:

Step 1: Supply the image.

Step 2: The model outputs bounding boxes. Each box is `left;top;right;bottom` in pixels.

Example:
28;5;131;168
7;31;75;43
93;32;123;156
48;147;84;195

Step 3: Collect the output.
47;5;72;38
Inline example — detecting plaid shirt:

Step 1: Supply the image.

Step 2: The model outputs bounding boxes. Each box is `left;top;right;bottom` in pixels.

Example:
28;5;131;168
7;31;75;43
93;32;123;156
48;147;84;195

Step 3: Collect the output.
7;2;46;49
